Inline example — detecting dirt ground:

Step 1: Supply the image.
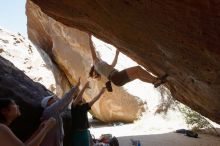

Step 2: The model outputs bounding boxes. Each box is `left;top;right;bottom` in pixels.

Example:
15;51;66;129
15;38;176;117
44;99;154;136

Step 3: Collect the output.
117;132;220;146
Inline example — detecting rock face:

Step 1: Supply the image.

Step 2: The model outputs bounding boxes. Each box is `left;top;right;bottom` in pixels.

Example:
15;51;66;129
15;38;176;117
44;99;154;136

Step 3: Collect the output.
28;0;220;123
0;56;47;141
26;0;145;122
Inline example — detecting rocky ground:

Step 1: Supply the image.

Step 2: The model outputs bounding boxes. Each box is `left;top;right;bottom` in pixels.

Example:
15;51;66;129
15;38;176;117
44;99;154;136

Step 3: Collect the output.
89;111;220;146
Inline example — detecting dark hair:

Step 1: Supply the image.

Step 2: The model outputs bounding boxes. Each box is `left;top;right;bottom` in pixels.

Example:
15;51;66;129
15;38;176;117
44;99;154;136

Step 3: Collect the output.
89;65;101;79
0;98;14;123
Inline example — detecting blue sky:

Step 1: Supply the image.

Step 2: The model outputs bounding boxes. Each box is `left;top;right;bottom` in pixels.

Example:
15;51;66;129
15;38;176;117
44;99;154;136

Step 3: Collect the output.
0;0;27;36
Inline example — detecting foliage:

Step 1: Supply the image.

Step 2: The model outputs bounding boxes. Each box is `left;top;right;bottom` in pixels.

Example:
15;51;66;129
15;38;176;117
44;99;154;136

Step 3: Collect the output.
155;86;219;136
180;106;210;130
179;105;219;136
154;85;219;136
155;86;178;114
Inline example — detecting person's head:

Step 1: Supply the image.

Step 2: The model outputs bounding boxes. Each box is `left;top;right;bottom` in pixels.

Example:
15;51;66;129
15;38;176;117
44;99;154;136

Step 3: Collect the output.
71;89;83;106
72;88;80;100
0;98;21;124
41;95;57;108
77;98;85;105
71;98;85;108
89;65;101;79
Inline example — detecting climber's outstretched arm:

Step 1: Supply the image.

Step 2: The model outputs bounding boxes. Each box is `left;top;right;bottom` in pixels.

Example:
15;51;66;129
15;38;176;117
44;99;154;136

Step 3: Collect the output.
88;87;106;107
89;36;99;63
111;49;119;67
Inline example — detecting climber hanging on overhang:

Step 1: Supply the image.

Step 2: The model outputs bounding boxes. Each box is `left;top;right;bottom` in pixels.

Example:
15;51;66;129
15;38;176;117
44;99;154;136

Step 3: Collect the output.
88;35;168;92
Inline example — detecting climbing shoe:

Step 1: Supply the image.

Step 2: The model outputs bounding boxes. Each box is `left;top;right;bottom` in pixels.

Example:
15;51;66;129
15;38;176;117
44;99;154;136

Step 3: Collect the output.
154;73;168;88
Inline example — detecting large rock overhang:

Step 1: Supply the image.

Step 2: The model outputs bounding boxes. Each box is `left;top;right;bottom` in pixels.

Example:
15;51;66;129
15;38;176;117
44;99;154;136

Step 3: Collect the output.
29;0;220;123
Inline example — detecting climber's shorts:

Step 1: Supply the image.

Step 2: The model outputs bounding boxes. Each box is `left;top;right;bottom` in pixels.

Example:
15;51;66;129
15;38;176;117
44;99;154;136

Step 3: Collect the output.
108;69;131;86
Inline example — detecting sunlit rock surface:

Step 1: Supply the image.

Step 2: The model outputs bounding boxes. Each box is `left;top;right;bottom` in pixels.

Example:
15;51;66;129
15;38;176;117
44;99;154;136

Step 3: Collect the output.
26;0;145;122
0;28;67;95
29;0;220;123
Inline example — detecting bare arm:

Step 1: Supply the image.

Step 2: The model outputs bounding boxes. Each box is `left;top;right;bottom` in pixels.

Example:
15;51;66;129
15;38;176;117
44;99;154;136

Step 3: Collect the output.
47;78;81;113
88;87;106;107
89;35;99;63
25;118;56;146
0;124;25;146
0;118;56;146
72;81;90;107
111;49;119;67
